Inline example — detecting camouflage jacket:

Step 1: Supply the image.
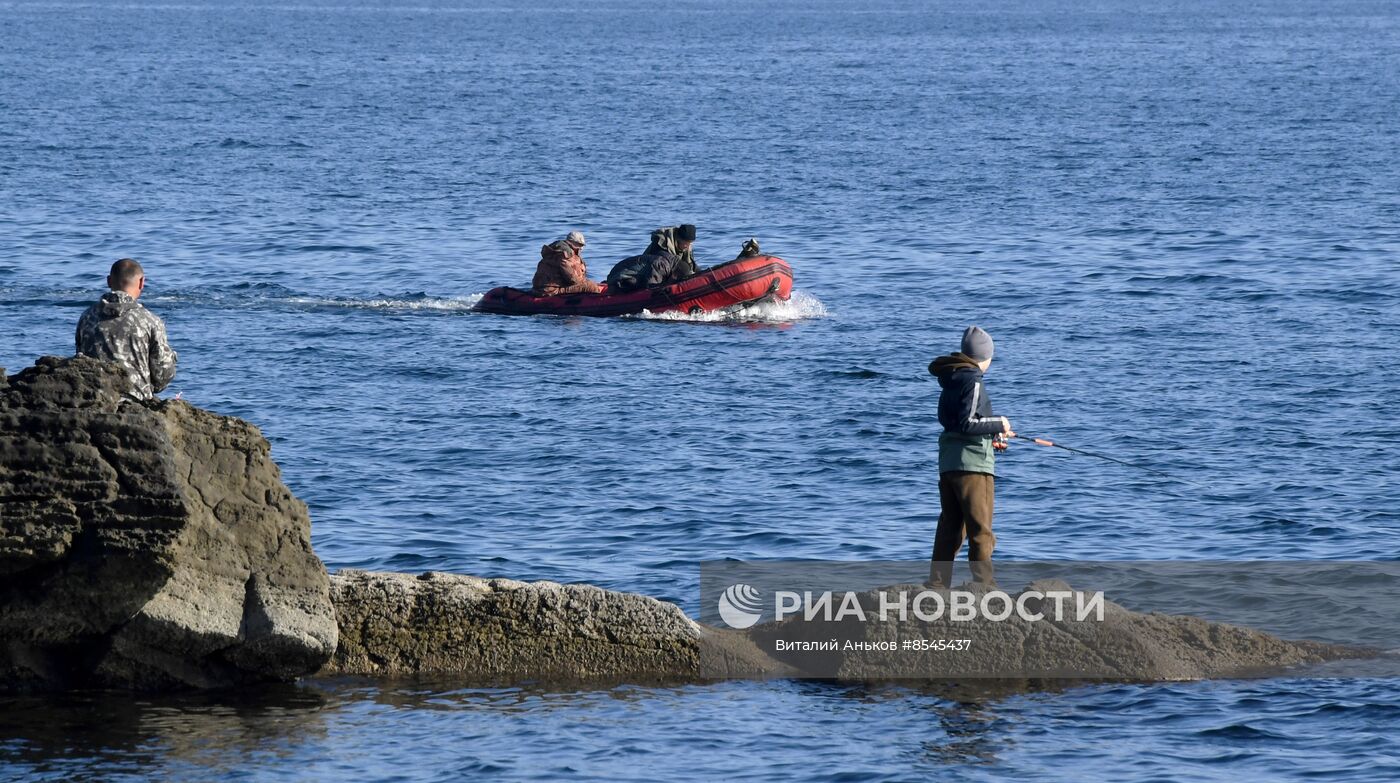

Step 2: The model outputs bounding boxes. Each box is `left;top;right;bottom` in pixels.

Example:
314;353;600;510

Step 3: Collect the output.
75;291;177;399
532;240;603;296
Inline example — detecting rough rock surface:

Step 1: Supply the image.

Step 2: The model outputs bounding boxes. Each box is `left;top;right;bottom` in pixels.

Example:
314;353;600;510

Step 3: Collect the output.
746;580;1371;681
0;356;338;691
321;570;786;681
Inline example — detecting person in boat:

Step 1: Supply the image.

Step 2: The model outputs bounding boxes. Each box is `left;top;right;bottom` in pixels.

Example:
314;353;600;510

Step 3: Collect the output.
605;224;700;293
644;224;700;275
75;257;178;400
531;231;603;297
927;326;1014;588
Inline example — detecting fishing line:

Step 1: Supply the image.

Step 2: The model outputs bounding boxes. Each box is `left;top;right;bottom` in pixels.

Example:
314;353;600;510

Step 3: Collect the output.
1010;434;1205;487
914;371;1206;490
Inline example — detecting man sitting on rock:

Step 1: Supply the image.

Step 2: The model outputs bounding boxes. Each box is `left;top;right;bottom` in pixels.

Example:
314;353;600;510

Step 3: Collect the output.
76;258;178;400
531;231;603;297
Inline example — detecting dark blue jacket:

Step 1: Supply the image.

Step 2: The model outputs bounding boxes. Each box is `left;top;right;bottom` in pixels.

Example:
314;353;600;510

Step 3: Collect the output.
930;353;1007;474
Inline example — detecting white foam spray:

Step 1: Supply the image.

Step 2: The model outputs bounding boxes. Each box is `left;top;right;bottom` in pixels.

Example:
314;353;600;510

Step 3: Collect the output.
630;291;828;324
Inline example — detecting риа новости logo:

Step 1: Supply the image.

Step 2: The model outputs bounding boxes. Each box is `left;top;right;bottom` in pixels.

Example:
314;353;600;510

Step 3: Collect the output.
717;584;764;629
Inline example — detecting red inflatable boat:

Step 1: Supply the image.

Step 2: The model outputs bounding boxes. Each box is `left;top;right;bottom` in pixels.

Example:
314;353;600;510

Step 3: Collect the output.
474;255;794;318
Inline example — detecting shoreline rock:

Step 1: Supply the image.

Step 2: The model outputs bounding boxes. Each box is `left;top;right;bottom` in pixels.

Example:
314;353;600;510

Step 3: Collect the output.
1;357;337;691
0;356;1380;692
744;580;1371;682
320;570;786;682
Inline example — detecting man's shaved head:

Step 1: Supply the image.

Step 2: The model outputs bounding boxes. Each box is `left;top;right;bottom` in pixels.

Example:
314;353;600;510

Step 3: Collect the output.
109;258;144;291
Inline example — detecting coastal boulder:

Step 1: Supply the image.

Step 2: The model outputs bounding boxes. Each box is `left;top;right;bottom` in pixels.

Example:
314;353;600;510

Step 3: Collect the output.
322;570;786;681
0;356;338;691
745;579;1369;681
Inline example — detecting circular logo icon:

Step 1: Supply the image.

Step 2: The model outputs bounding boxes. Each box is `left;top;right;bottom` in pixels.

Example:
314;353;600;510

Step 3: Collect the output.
718;583;764;629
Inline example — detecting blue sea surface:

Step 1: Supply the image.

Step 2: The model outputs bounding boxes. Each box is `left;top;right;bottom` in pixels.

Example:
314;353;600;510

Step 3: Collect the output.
2;0;1399;779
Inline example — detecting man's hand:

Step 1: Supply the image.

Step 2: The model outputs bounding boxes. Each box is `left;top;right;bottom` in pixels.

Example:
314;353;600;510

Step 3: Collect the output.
1001;418;1015;436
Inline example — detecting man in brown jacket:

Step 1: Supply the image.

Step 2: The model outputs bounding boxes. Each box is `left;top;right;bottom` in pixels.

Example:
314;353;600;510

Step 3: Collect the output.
532;231;603;296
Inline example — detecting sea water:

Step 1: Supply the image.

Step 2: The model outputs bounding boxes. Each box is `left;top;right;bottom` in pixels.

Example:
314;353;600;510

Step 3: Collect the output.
1;0;1398;779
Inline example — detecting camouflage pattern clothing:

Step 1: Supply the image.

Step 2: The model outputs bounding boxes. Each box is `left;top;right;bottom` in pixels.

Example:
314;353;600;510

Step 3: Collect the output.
531;239;603;296
75;291;177;399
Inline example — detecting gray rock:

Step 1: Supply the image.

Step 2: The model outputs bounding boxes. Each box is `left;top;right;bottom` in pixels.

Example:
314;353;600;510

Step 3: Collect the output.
321;570;787;681
746;579;1372;682
320;569;1364;686
0;356;337;691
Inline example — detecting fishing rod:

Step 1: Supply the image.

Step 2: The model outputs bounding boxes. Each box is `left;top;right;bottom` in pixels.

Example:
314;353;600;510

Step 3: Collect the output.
914;371;1199;487
1010;433;1203;487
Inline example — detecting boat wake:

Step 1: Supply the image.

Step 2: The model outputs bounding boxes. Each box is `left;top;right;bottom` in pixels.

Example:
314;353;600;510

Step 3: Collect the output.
354;293;485;311
630;291;828;324
142;287;486;313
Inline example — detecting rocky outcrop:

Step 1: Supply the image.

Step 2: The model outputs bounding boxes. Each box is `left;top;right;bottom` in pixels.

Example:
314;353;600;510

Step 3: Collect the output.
0;356;1378;692
320;570;786;681
745;580;1371;681
318;571;1368;685
0;356;337;691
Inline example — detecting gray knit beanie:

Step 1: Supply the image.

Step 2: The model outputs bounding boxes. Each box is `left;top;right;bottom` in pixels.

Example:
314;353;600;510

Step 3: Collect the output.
565;231;586;247
961;326;994;361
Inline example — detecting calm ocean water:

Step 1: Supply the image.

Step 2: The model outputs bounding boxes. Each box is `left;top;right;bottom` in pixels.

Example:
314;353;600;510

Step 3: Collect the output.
2;0;1399;779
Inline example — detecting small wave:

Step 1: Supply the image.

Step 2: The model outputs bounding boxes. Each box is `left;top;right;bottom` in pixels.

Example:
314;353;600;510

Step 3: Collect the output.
1123;273;1248;285
631;291;828;324
292;244;378;253
822;368;884;380
1195;723;1289;741
209;138;310;150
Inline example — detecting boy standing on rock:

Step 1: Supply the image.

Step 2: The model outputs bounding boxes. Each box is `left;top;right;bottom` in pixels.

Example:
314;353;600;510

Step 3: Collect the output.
927;326;1013;587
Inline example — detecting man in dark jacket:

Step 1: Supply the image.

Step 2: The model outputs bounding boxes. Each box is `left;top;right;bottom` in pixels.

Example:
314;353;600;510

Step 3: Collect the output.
606;224;700;293
75;258;178;400
643;223;699;276
927;326;1013;587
